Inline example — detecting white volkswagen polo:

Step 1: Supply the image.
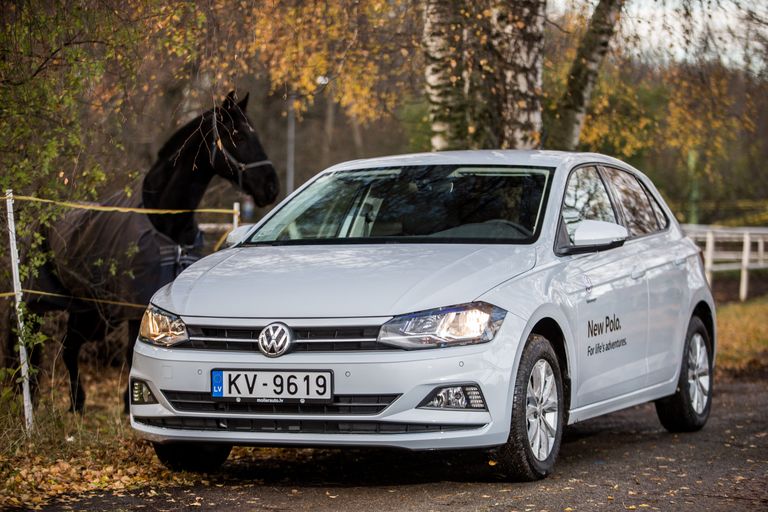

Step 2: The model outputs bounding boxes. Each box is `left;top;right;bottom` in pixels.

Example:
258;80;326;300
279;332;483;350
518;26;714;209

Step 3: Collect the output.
130;150;715;480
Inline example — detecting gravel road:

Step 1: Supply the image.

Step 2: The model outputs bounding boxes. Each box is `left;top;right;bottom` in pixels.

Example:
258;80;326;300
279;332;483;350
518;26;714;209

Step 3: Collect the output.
43;376;767;511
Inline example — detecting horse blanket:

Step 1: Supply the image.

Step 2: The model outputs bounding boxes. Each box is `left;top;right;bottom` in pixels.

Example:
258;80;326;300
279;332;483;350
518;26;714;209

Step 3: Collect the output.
44;191;198;322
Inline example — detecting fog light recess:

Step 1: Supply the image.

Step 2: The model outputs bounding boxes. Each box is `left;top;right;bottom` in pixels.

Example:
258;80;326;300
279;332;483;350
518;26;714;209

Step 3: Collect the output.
131;379;158;405
419;385;487;410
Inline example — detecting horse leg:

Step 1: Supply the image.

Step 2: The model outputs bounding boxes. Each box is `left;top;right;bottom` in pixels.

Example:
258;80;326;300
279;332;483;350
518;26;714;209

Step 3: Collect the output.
64;310;105;413
123;319;140;413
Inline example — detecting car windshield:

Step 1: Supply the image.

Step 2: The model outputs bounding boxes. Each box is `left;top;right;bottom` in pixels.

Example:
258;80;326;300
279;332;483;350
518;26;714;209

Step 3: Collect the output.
246;165;553;245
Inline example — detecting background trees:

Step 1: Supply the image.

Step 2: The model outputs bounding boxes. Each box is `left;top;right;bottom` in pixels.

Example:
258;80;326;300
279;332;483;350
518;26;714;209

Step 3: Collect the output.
0;0;766;231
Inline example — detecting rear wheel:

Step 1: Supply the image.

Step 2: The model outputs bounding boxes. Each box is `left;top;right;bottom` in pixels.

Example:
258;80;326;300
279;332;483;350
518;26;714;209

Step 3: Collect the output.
153;442;232;472
655;316;713;432
497;334;564;481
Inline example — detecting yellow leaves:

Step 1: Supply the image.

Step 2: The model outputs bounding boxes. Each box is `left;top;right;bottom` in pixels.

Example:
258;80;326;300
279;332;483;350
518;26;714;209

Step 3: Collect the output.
197;0;411;124
662;65;741;166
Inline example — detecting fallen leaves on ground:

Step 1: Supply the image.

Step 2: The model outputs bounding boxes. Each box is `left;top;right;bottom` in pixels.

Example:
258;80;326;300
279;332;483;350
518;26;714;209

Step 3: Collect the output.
0;368;200;510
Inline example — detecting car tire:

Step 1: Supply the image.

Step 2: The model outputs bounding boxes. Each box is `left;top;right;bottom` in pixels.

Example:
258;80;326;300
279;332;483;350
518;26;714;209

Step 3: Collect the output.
655;316;713;432
497;334;564;481
153;442;232;472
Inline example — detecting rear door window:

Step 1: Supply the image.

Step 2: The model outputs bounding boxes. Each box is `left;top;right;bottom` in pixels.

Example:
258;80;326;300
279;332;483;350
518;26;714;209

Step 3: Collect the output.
603;167;659;237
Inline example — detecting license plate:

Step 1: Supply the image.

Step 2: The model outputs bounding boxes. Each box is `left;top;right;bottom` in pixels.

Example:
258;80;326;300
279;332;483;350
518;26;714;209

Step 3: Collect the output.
211;369;333;403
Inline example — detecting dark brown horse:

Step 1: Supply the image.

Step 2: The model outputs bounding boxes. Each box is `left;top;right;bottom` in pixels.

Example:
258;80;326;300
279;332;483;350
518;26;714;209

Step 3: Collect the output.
15;91;278;411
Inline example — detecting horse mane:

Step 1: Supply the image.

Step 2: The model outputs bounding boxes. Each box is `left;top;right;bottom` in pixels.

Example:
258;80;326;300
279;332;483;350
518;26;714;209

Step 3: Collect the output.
155;108;213;162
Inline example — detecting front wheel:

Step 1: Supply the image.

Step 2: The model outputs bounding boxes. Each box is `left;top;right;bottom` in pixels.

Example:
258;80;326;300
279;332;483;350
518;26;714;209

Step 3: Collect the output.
497;334;564;481
153;442;232;472
655;316;713;432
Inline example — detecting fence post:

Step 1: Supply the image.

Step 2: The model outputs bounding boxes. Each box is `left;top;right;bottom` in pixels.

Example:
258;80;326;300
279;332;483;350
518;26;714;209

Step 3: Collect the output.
739;231;751;302
704;230;714;285
4;189;34;433
232;202;240;230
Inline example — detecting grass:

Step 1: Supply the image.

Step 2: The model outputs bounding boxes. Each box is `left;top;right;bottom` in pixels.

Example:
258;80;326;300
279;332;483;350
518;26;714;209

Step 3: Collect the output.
1;295;766;508
715;295;768;373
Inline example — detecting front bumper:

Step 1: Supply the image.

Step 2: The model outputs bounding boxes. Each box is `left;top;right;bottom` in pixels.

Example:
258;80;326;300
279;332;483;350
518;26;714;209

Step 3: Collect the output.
130;315;524;450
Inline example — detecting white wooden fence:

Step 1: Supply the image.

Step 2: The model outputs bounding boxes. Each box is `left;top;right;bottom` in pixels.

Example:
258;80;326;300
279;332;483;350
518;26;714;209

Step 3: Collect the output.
682;224;768;301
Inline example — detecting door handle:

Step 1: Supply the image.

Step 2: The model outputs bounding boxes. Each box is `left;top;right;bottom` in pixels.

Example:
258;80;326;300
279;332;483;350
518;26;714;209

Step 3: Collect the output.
631;268;646;280
674;257;686;266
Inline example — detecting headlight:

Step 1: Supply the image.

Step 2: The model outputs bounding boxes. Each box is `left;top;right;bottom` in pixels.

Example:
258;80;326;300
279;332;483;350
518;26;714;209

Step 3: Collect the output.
378;302;506;349
139;305;188;347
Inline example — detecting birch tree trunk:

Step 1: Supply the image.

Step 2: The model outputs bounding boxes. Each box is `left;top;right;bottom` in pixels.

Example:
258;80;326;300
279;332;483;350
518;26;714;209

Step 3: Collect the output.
547;0;625;150
423;0;466;151
489;0;546;149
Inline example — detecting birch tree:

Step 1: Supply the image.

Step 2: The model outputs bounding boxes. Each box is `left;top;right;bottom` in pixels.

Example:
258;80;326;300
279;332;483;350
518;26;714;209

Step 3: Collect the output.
423;0;466;150
547;0;625;150
489;0;546;148
422;0;621;151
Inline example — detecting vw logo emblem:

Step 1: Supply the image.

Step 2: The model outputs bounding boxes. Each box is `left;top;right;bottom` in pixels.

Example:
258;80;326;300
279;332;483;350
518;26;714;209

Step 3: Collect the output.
258;322;293;357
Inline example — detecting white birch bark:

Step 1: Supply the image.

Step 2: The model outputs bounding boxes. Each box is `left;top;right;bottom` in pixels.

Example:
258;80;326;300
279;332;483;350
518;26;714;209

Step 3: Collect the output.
423;0;466;151
489;0;546;149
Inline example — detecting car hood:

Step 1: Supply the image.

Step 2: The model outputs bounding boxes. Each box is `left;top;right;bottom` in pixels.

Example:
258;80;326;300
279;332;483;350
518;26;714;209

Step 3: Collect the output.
152;244;536;318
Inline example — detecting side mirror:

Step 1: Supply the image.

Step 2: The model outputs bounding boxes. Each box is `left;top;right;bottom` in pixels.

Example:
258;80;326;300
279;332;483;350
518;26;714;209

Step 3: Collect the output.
222;224;254;249
562;220;628;255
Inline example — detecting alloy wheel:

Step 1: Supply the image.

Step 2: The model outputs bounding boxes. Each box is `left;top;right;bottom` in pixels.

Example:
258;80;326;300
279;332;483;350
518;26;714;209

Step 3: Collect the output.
687;333;710;414
526;359;559;461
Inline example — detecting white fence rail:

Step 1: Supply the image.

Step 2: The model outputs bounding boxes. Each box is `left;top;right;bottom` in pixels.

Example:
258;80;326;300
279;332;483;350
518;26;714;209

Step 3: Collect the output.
682;224;768;301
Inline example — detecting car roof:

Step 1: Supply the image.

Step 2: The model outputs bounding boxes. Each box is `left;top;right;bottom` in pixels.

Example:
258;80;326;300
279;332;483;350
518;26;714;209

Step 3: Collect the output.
323;150;634;174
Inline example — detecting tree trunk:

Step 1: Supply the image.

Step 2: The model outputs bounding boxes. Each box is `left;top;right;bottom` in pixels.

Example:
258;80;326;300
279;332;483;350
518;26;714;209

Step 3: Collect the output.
321;95;336;168
423;0;466;151
349;112;365;158
547;0;624;150
489;0;546;149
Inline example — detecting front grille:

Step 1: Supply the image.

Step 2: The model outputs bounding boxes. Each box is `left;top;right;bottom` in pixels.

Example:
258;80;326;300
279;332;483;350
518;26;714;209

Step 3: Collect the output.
162;390;399;415
182;325;398;352
135;416;485;434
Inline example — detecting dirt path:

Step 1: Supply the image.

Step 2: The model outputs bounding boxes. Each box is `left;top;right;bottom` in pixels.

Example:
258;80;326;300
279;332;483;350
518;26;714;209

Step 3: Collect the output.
42;377;767;511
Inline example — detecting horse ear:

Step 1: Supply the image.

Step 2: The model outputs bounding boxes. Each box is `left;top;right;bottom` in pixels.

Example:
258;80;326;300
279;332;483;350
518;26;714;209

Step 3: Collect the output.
237;92;249;111
222;90;237;110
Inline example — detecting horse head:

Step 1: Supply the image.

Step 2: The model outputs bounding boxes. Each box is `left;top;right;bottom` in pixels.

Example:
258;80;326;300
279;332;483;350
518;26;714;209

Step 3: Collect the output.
208;91;279;207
